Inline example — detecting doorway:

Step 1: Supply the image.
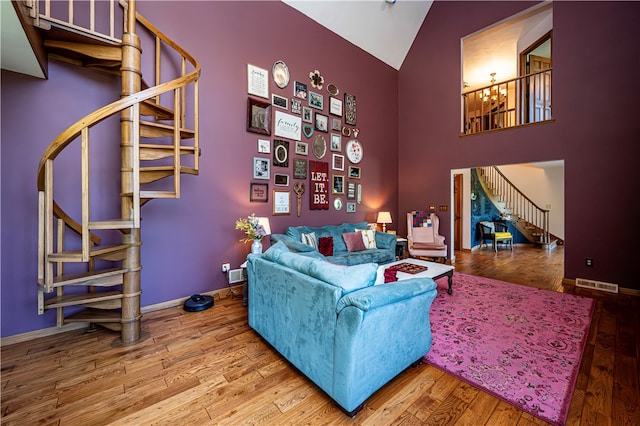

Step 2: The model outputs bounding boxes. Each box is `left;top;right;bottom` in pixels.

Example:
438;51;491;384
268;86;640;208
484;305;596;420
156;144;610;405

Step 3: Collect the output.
450;161;565;261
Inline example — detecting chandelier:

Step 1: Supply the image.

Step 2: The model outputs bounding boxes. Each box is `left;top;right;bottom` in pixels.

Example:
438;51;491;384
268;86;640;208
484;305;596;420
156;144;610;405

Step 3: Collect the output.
482;72;507;105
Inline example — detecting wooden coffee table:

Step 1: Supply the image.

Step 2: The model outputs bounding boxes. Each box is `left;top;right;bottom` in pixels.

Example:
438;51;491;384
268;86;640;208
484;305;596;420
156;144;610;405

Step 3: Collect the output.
383;258;455;295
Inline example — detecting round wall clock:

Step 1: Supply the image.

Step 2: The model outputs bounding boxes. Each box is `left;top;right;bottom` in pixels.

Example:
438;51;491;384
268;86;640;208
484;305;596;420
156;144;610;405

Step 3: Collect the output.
312;135;327;159
345;139;363;164
273;60;290;88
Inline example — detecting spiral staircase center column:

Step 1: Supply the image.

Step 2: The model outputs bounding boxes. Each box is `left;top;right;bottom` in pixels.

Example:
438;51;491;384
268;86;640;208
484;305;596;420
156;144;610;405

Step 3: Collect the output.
120;0;142;344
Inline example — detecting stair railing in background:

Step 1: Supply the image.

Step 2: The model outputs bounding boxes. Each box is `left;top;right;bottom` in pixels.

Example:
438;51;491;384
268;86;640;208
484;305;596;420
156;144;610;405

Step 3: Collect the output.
478;166;550;244
462;69;552;135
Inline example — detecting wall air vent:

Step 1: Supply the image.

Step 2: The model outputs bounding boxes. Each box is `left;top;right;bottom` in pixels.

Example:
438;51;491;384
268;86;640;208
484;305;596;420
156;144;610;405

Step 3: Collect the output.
575;278;619;294
228;269;245;284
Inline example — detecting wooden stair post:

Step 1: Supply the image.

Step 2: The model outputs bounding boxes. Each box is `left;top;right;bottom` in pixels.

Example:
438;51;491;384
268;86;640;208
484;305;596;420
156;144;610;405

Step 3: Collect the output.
120;0;142;343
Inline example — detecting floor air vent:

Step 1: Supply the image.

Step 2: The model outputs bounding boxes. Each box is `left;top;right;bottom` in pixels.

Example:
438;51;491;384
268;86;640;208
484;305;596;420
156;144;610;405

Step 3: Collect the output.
575;278;619;293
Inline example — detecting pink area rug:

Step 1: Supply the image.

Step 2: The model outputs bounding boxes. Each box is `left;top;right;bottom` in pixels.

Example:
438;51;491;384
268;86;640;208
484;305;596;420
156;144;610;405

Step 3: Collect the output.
424;273;594;426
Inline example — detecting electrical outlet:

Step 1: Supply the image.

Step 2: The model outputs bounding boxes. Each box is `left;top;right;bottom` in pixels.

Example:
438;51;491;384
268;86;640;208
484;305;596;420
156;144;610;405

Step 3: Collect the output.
585;258;593;267
221;262;230;273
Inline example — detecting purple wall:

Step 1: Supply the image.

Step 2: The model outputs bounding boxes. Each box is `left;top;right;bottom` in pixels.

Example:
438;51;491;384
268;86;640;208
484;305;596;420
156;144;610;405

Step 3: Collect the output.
1;1;399;337
399;1;640;289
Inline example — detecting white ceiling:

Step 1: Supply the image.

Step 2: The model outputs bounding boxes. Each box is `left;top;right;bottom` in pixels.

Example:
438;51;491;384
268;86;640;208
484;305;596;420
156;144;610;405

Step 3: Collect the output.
282;0;433;70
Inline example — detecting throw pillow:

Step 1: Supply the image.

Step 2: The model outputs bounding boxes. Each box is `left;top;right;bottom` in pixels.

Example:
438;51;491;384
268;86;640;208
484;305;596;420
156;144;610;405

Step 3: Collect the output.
308;261;378;292
318;236;334;256
384;265;399;283
301;232;318;249
261;241;290;262
359;229;377;249
342;232;366;252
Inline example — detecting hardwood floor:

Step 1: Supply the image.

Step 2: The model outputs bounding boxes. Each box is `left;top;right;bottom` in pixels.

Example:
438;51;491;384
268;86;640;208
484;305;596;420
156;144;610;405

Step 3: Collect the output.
2;245;639;425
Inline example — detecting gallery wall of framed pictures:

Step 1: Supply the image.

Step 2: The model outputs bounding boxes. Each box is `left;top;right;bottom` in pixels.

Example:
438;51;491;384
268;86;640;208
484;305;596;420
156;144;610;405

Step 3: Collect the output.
246;62;363;217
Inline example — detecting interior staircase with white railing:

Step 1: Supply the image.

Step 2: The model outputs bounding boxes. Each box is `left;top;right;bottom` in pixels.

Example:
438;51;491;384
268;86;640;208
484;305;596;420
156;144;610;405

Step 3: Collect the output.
476;166;562;250
24;0;200;344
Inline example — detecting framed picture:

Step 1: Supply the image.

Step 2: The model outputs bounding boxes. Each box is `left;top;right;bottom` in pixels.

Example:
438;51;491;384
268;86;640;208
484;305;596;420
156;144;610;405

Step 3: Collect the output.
257;139;270;154
274;110;301;141
332;154;344;171
309;91;323;110
247;97;271;135
293;158;307;179
273;190;291;215
357;183;362;203
295;141;308;155
329;97;343;116
344;92;356;125
273;140;289;167
272;94;288;109
294;81;307;99
332;174;344;194
250;182;269;202
346;202;356;213
315;113;328;133
247;64;268;99
253;157;270;180
291;98;302;115
330;133;341;151
302;106;313;123
332;118;342;131
348;166;361;179
274;173;289;186
346;181;356;200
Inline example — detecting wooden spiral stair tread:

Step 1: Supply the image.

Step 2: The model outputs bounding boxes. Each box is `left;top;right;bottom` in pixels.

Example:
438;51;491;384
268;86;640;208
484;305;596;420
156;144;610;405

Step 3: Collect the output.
47;244;130;263
139;144;198;161
139;121;195;139
43;290;123;309
139;166;198;185
40;267;126;289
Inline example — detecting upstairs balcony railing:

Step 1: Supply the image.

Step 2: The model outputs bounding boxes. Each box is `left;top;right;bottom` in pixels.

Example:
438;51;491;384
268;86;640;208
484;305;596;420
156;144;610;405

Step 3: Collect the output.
462;69;552;135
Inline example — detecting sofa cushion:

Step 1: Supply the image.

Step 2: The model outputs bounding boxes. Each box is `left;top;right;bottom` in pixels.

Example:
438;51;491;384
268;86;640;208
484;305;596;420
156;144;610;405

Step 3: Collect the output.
343;232;366;252
308;260;378;292
276;252;317;275
360;229;377;249
262;241;290;262
301;232;318;249
318;236;334;256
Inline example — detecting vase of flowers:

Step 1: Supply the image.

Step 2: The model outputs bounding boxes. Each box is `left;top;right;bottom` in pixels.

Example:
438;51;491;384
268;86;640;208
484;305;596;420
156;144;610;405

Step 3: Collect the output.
235;214;268;254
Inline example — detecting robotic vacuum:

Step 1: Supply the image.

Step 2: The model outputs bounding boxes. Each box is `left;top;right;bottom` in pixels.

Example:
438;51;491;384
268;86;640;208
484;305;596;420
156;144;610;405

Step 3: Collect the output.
183;294;214;312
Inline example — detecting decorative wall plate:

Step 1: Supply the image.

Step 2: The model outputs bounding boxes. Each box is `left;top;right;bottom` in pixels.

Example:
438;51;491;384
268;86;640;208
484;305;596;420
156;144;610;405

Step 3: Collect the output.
312;135;327;159
327;83;339;96
334;197;343;210
345;139;363;164
273;60;290;88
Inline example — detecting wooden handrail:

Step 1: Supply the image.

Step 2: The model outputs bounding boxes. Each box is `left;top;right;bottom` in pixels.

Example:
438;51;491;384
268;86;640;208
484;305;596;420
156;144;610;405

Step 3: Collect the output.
462;69;552;135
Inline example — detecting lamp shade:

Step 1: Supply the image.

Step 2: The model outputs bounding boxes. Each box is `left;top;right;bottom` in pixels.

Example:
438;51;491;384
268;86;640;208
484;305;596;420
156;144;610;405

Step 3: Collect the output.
376;211;392;224
256;217;271;235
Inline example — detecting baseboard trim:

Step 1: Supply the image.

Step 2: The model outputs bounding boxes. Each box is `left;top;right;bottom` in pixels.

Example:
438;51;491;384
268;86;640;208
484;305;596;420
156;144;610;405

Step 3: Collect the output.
1;285;243;346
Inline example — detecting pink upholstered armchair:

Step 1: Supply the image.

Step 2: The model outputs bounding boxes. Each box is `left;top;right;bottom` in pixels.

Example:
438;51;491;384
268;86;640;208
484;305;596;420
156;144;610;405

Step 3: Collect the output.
407;212;447;262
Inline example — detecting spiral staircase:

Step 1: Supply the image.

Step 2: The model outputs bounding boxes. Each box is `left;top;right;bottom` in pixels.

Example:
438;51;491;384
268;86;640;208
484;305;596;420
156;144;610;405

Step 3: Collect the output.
27;0;200;343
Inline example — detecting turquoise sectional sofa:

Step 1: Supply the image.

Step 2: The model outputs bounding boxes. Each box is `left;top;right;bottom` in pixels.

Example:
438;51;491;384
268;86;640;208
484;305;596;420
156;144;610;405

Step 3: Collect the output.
270;221;396;265
246;241;438;415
